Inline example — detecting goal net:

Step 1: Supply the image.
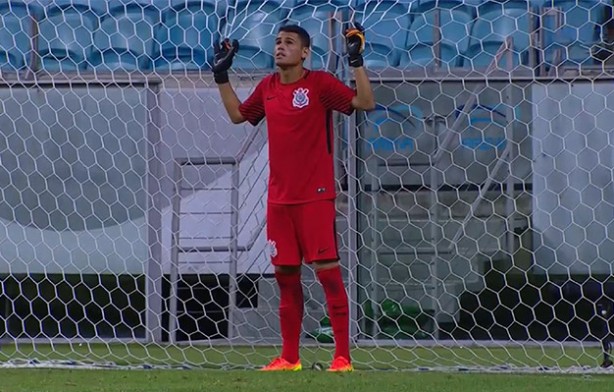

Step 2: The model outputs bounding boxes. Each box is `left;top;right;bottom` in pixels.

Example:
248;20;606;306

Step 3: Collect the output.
1;0;614;373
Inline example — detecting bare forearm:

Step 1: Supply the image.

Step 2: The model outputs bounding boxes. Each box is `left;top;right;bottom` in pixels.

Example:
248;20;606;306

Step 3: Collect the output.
218;82;245;124
352;66;375;111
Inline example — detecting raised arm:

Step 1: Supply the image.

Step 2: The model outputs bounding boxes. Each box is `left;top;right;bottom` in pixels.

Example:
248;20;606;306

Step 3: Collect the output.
345;23;375;111
213;39;264;125
217;83;245;124
350;66;375;111
213;39;245;123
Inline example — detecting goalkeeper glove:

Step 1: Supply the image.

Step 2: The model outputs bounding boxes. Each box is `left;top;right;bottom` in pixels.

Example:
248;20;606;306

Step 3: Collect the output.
345;22;365;68
212;38;239;84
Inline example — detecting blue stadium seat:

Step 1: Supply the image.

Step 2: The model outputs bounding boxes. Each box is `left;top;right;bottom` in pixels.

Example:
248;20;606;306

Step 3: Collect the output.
414;0;476;15
465;1;535;69
155;0;224;71
401;0;475;68
355;0;414;68
90;0;161;72
38;0;100;72
539;0;606;67
227;0;289;70
285;0;354;70
0;1;37;71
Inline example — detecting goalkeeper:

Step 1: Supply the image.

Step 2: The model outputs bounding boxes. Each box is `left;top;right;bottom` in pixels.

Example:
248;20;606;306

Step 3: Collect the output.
213;23;375;372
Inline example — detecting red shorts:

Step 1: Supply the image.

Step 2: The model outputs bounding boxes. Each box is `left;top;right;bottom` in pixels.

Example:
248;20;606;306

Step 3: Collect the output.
266;200;339;266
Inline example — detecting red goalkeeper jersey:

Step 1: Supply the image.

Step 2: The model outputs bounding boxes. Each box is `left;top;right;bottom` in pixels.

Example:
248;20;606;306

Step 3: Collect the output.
238;70;356;205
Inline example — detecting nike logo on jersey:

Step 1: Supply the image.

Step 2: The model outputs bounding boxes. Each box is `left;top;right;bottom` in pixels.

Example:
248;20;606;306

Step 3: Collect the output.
317;248;329;255
266;96;276;100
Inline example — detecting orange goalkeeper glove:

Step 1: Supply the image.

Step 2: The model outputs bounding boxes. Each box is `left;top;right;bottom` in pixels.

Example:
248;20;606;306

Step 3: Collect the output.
212;38;239;84
345;22;365;68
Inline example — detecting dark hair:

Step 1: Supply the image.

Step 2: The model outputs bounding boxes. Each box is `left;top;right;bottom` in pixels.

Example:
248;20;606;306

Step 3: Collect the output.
278;24;311;48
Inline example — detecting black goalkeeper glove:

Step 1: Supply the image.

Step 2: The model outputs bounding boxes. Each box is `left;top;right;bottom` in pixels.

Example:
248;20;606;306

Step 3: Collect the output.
345;22;365;68
212;38;239;84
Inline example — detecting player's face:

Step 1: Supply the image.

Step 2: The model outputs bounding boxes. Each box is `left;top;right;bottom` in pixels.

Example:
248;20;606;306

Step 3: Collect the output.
274;32;309;68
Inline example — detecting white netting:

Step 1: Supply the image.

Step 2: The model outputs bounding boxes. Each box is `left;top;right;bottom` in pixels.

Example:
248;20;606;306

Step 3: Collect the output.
0;0;614;373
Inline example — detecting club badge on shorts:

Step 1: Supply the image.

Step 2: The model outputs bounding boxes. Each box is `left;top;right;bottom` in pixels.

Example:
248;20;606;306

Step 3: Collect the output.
292;88;309;108
266;239;278;258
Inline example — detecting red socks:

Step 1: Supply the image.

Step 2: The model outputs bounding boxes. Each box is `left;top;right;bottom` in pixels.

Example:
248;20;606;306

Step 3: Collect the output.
275;271;304;364
316;266;350;360
275;266;350;363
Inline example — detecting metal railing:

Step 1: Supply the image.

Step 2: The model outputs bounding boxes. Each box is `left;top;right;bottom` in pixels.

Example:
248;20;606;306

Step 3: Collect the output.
357;34;519;340
168;125;268;343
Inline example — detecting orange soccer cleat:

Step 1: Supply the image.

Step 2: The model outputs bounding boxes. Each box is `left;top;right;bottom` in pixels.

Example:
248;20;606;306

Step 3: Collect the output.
327;356;354;372
260;357;302;371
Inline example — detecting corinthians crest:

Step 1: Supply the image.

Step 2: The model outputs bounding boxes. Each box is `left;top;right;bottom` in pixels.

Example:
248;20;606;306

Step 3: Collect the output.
266;239;278;258
292;87;309;108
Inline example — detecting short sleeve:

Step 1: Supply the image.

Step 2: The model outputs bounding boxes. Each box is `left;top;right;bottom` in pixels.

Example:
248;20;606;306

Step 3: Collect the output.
319;72;356;115
239;80;266;126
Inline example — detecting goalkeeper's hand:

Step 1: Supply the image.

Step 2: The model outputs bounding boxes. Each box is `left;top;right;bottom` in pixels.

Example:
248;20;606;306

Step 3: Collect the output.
212;38;239;84
345;22;365;68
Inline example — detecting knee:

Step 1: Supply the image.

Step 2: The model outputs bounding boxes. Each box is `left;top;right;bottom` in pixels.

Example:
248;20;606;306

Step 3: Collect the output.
275;265;301;275
313;260;339;272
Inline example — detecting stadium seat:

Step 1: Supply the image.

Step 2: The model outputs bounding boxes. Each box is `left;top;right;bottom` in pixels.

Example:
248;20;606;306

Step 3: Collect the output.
539;0;606;67
90;0;162;72
0;0;37;71
226;0;289;70
38;0;100;72
155;0;224;71
413;0;477;15
285;0;354;70
465;1;535;69
400;0;475;68
357;0;414;68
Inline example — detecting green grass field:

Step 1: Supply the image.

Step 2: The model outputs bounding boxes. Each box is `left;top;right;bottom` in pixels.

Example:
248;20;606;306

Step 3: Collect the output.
1;344;613;391
2;369;613;392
